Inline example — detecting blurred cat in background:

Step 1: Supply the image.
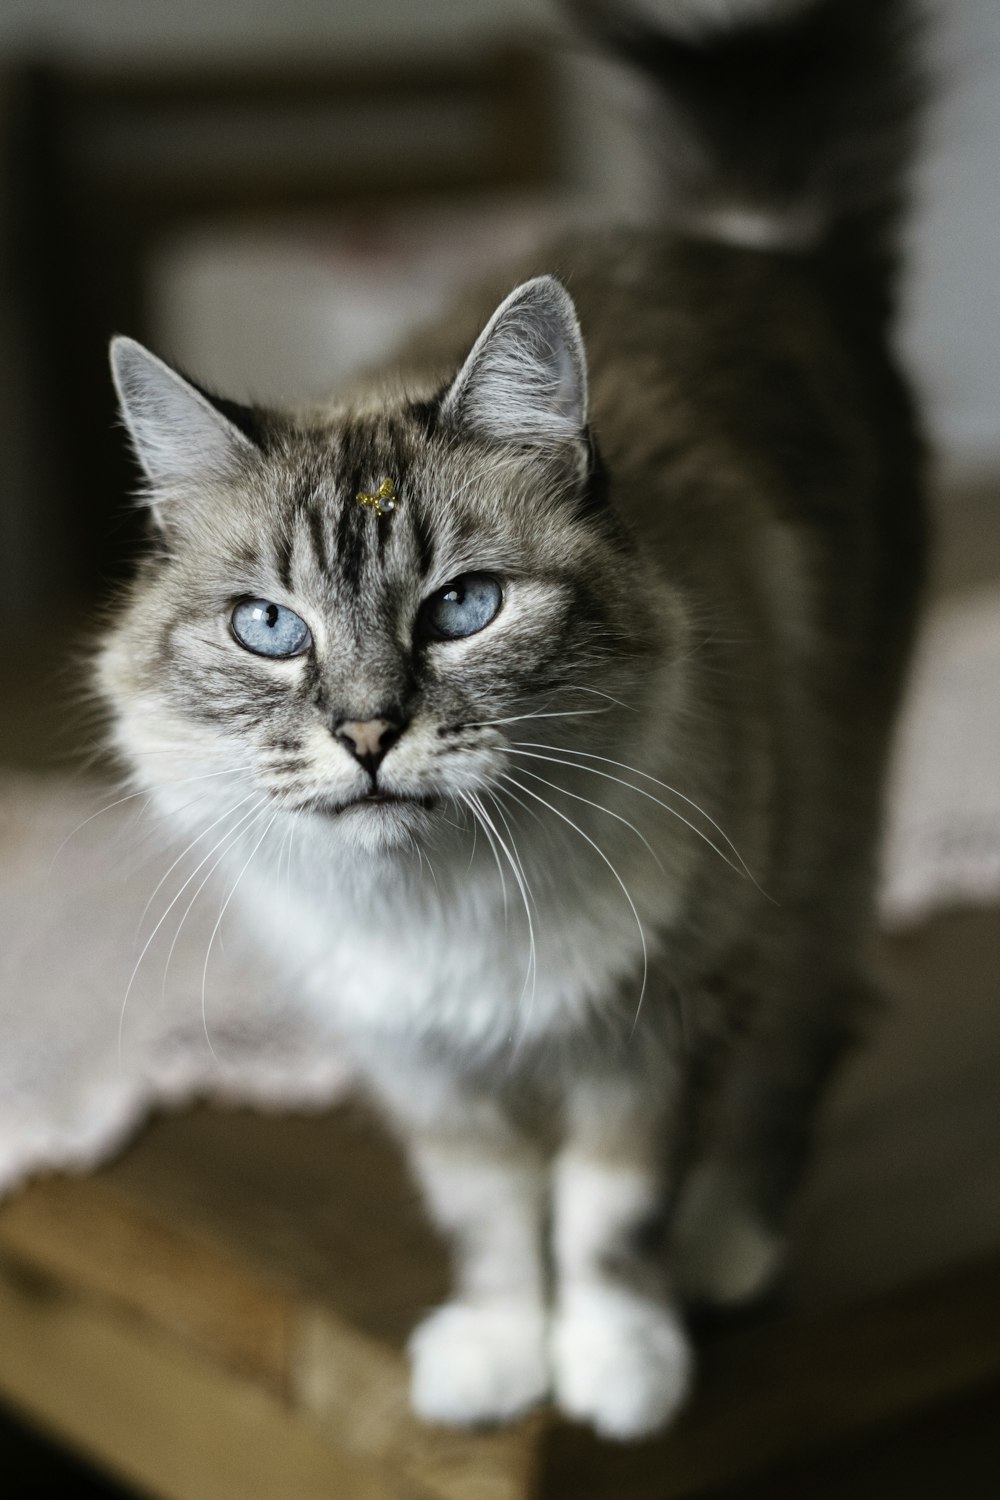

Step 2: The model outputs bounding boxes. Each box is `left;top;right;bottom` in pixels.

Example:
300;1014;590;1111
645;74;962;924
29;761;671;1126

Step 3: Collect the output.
100;0;926;1439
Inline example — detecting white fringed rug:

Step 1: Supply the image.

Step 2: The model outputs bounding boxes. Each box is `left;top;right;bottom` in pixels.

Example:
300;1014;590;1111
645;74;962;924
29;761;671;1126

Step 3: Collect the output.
2;584;998;1199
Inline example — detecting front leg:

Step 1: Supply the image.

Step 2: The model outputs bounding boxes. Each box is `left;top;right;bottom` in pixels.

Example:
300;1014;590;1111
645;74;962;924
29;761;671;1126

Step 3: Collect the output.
551;1070;692;1439
369;1063;549;1426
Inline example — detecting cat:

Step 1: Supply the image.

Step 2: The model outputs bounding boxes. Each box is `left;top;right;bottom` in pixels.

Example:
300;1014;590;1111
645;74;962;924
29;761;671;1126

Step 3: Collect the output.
98;0;926;1441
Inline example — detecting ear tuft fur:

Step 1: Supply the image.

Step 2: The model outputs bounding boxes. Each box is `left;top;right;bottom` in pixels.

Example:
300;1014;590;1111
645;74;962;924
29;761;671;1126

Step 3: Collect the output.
440;277;589;447
110;336;257;493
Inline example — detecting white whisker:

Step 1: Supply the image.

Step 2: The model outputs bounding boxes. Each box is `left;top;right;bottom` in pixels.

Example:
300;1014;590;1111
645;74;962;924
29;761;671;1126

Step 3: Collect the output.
489;778;549;838
466;802;478;870
47;791;157;875
462;706;611;729
286;813;301;911
553;684;639;713
511;764;664;873
481;789;538;1014
500;771;648;1028
157;796;269;1004
200;809;280;1062
46;764;255;878
413;838;441;893
508;743;765;891
519;742;749;865
460;791;508;923
134;787;262;944
118;796;270;1067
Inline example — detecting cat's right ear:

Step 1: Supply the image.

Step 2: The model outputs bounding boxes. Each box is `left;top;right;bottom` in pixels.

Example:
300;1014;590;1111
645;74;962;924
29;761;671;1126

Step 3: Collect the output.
110;337;257;499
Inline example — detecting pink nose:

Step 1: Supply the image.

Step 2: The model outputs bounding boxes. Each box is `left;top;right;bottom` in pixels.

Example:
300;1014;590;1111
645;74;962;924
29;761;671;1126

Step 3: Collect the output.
333;717;403;777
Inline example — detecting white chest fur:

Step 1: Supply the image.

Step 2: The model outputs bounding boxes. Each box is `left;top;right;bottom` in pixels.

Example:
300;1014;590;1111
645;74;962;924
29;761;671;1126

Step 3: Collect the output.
238;811;672;1064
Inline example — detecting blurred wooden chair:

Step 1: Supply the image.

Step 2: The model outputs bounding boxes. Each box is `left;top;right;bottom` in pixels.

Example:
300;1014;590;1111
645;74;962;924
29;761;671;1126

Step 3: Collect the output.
1;47;556;607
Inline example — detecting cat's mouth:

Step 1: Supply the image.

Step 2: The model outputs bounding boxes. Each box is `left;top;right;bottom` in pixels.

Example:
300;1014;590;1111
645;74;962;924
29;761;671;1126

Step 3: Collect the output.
314;791;438;817
359;791;437;810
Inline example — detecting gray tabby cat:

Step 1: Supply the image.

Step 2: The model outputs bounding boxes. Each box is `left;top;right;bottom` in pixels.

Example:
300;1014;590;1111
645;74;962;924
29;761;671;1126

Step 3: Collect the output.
99;0;925;1440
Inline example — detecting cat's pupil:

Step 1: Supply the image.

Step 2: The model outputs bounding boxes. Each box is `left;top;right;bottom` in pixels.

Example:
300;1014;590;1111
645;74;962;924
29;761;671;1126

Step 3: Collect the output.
265;604;279;628
442;587;462;605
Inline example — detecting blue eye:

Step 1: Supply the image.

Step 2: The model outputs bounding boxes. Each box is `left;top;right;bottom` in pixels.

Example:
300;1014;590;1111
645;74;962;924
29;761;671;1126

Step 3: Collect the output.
230;598;312;658
419;574;503;641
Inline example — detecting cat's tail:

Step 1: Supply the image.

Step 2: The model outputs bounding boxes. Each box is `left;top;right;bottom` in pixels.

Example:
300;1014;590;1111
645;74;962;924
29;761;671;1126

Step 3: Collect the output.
567;0;923;316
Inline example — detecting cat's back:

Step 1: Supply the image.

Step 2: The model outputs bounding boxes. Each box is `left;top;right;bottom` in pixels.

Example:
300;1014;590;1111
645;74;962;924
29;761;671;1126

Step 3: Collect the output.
572;228;925;638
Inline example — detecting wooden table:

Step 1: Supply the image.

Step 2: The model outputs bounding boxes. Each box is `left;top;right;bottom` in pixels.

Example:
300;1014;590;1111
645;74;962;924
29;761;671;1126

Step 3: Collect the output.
0;908;998;1500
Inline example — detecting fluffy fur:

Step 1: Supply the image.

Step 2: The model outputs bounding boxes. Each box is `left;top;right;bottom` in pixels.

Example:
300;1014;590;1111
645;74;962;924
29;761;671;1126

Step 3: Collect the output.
99;0;926;1439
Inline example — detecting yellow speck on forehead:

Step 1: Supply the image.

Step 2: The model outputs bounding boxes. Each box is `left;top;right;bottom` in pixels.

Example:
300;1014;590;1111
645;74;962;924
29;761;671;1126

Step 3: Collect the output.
356;478;397;517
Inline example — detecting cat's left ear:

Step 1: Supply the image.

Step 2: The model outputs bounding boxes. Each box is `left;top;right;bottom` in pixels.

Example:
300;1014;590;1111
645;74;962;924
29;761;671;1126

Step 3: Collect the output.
440;276;588;448
110;336;258;494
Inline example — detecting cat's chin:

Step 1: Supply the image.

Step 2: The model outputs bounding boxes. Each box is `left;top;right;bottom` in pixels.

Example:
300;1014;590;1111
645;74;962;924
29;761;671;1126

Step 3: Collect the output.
305;792;441;854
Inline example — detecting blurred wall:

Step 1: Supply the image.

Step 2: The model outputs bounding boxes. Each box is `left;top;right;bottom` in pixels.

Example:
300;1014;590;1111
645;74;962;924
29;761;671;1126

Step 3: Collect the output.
901;0;1000;486
0;0;996;617
0;0;543;61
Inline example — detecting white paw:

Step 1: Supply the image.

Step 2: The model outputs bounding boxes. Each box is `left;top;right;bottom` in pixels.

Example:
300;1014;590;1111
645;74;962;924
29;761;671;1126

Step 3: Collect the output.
672;1168;785;1308
551;1285;692;1440
408;1299;549;1427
